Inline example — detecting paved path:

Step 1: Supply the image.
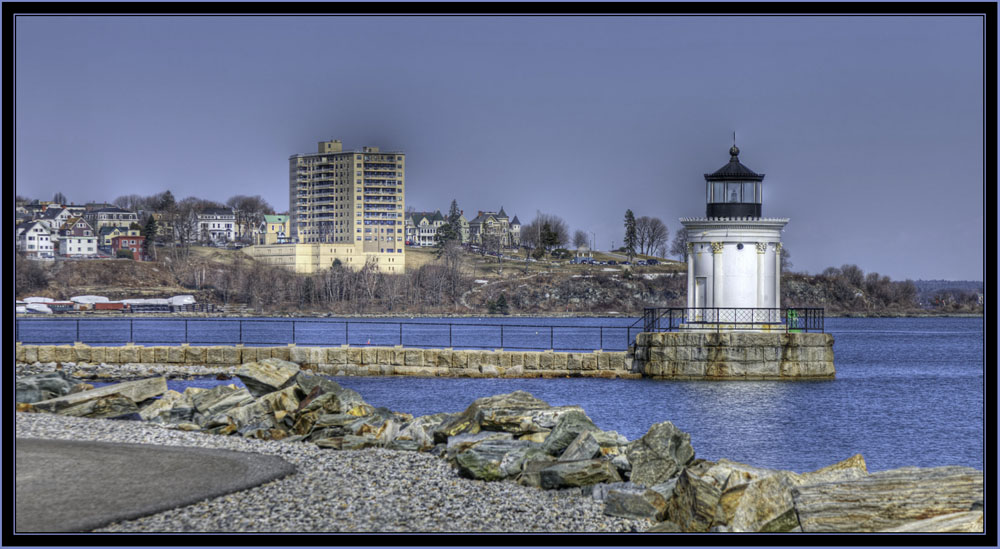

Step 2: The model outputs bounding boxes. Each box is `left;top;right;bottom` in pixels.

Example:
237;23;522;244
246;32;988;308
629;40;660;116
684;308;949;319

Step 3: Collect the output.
15;437;296;533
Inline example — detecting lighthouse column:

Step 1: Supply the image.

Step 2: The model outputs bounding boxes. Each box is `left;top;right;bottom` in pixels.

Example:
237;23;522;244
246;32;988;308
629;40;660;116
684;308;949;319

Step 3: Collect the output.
686;242;695;310
774;242;782;308
756;242;767;308
711;242;723;311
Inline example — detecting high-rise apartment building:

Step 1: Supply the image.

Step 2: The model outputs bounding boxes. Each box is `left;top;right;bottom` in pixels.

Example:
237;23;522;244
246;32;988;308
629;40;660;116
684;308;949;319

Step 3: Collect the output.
243;139;405;274
290;140;406;254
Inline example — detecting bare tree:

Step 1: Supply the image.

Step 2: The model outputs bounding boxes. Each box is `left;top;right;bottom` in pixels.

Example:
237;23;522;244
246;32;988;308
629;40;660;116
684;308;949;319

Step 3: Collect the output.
52;192;68;205
573;230;589;249
522;212;568;251
482;233;505;274
646;218;669;257
226;195;274;244
669;228;688;261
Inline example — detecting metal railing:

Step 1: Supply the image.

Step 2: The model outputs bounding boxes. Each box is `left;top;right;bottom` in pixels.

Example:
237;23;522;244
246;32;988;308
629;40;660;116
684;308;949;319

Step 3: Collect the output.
632;307;825;334
14;318;638;352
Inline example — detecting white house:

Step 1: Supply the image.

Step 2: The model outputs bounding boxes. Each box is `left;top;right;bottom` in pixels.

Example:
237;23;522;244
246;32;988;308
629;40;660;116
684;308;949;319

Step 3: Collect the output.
17;221;54;259
58;217;98;258
197;207;236;246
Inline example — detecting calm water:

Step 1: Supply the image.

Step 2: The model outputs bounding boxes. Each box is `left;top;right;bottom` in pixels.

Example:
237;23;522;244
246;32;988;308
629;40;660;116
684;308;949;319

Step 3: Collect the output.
73;317;985;473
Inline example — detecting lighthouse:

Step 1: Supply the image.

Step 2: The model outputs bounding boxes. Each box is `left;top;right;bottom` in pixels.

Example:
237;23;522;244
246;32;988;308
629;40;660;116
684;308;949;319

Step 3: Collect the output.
680;145;788;325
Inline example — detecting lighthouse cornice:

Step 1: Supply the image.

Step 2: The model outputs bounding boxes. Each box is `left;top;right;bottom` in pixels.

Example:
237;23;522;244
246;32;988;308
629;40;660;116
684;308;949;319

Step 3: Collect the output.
680;217;789;231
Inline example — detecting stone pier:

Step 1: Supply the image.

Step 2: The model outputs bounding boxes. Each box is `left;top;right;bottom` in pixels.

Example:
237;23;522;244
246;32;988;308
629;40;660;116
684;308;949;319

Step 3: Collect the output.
631;331;835;380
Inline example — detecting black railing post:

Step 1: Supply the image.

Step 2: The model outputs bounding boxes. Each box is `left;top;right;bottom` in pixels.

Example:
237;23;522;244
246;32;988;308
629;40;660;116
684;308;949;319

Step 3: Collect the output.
600;326;603;349
399;323;403;346
449;324;452;348
239;320;243;344
129;318;133;344
185;319;188;343
345;322;349;345
500;325;504;348
292;320;296;344
550;326;554;350
76;319;80;342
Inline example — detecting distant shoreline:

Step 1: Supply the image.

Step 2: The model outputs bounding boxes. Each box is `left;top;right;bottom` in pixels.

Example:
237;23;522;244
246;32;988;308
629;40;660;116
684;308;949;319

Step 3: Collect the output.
13;311;984;320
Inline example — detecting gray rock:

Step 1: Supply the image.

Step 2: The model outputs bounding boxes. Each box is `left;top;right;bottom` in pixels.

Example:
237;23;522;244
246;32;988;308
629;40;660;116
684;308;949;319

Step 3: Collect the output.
583;481;643;502
558;430;602;461
16;372;79;403
603;487;669;520
793;466;984;533
625;421;695;487
541;410;600;457
446;431;513;460
663;467;722;532
879;511;984;533
539;459;622;489
516;455;559;488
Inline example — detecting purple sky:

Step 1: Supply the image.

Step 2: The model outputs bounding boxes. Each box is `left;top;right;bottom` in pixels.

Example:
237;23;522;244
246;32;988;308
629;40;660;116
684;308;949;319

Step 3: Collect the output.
14;15;985;280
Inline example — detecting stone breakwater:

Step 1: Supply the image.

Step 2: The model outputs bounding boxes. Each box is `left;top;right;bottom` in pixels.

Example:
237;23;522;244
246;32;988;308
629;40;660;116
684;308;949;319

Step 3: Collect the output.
14;333;834;380
632;332;835;379
15;361;982;533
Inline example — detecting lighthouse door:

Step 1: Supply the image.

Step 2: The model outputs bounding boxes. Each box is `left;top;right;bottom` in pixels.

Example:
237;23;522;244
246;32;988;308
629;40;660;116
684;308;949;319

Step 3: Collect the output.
695;277;706;321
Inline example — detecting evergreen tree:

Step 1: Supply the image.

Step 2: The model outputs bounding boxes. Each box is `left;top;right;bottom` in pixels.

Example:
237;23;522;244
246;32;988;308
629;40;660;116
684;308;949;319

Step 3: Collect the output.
624;209;637;262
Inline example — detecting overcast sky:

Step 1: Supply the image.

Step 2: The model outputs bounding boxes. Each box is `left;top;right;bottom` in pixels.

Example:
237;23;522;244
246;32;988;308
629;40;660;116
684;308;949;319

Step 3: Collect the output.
14;15;985;281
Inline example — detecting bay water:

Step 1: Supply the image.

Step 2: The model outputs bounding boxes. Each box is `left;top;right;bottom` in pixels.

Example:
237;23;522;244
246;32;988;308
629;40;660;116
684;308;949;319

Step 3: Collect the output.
58;317;984;473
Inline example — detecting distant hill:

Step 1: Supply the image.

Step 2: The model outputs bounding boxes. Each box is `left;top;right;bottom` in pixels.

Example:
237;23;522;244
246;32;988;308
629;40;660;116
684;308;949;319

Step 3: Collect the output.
912;280;983;293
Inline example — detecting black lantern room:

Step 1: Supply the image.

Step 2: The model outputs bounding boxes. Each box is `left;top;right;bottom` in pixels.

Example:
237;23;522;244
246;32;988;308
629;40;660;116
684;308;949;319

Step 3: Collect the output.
704;145;764;218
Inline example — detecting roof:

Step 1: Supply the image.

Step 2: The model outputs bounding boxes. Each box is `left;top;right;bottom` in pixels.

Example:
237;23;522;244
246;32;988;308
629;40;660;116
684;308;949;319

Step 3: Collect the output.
39;208;68;219
263;214;288;223
407;211;443;223
704;146;764;181
91;206;136;214
200;207;235;217
510;216;521;225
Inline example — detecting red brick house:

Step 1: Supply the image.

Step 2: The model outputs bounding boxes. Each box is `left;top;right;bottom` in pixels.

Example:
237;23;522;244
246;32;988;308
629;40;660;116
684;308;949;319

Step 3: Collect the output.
111;235;145;261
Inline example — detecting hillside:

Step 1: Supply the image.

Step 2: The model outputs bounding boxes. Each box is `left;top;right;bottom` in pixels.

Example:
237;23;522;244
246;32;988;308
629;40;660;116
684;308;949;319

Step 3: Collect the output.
15;247;982;316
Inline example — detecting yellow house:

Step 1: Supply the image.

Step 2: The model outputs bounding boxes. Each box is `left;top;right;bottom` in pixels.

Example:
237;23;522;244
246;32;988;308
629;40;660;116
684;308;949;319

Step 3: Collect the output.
257;214;291;245
98;225;141;247
241;242;405;274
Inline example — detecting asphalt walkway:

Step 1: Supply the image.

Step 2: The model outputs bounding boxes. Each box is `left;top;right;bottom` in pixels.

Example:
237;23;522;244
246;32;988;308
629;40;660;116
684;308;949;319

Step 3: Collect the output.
14;438;296;533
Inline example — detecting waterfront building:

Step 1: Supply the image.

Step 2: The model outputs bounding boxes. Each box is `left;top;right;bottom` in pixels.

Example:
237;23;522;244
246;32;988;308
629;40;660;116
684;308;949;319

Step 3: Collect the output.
111;235;145;260
680;145;788;315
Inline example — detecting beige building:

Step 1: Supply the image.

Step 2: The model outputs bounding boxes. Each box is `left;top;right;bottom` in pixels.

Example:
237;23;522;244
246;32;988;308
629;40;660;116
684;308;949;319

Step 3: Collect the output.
242;139;406;274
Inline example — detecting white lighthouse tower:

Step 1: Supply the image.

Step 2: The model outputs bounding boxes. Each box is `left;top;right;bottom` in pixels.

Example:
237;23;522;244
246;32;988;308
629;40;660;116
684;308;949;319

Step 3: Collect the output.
680;145;788;326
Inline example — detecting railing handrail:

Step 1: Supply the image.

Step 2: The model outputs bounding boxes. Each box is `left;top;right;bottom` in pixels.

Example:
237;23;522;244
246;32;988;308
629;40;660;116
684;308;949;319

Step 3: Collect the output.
13;317;640;352
637;307;825;333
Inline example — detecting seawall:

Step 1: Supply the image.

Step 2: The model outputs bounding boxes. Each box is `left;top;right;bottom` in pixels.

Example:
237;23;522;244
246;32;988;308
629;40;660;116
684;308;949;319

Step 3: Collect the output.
14;344;637;379
15;332;834;380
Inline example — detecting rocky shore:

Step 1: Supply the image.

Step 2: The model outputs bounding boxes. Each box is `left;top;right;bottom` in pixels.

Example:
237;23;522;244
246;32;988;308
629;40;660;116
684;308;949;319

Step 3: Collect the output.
15;361;984;533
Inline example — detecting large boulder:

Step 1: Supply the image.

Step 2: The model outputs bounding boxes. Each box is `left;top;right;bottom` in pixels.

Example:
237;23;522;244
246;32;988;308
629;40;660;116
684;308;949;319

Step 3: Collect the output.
189;385;255;422
235;358;300;398
57;394;140;420
603;486;670;521
31;377;168;414
454;439;546;481
723;454;868;532
880;511;984;533
792;466;984;532
432;391;585;442
395;413;454;450
625;421;695;487
539;459;623;489
663;465;723;532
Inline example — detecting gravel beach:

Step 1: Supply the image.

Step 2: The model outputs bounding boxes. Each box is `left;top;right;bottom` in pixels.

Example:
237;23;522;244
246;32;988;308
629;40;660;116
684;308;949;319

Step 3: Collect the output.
15;412;653;533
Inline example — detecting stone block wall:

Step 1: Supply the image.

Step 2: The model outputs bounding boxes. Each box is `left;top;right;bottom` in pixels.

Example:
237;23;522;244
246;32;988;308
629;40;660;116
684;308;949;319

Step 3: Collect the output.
14;344;638;380
632;331;835;379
